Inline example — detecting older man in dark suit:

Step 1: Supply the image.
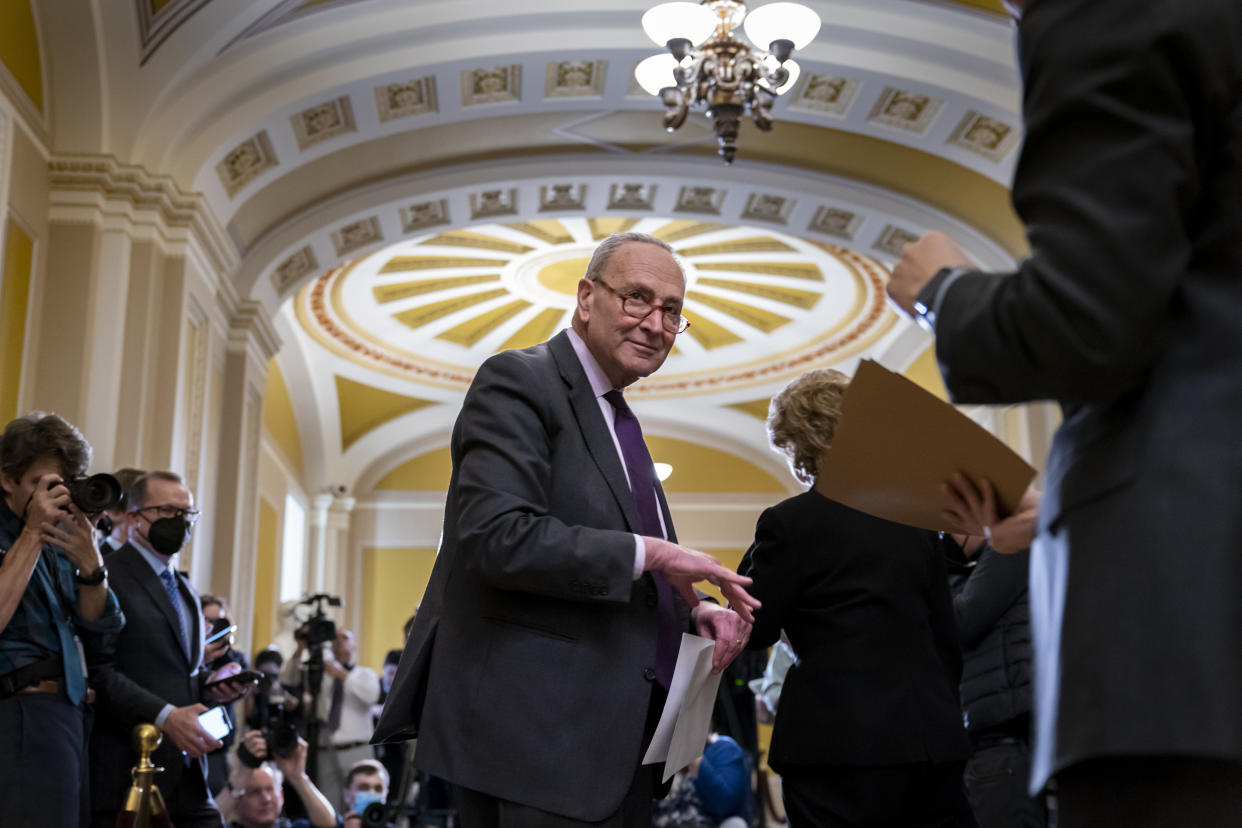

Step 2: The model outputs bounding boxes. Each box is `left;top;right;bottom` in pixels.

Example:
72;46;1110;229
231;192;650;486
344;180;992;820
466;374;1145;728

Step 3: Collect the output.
374;232;758;827
89;471;253;828
887;0;1242;824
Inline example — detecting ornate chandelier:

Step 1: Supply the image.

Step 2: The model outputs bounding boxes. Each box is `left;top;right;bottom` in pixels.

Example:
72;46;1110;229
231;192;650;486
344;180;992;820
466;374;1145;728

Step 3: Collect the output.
635;1;821;164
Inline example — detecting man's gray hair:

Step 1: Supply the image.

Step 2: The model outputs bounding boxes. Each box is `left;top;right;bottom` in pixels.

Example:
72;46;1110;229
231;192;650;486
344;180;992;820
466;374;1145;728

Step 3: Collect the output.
584;232;683;283
230;760;282;796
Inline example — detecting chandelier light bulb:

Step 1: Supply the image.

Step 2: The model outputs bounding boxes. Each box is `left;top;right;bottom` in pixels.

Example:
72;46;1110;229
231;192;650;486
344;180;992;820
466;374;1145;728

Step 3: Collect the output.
743;2;822;52
635;53;681;96
642;2;717;48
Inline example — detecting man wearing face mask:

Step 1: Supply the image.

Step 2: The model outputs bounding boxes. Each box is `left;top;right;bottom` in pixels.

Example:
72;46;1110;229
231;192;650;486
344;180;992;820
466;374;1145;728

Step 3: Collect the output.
341;760;390;828
0;413;126;828
89;470;255;828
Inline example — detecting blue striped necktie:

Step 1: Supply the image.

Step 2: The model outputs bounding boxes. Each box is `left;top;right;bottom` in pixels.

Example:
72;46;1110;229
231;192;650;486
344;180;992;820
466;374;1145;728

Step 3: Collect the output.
159;567;190;658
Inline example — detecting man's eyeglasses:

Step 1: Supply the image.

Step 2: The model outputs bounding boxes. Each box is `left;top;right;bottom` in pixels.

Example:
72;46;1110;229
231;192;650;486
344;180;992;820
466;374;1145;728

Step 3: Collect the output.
595;279;691;334
137;505;201;526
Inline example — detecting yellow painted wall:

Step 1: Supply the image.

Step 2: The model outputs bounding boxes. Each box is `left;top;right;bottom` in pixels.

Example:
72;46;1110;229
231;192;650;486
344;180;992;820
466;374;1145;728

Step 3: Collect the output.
360;547;437;672
373;446;452;491
645;436;786;494
262;360;304;474
0;1;42;112
252;499;279;655
0;221;34;422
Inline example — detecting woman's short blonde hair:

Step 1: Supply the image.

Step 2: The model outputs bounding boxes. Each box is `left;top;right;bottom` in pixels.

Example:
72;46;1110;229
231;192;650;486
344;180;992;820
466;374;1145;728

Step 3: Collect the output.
768;368;851;484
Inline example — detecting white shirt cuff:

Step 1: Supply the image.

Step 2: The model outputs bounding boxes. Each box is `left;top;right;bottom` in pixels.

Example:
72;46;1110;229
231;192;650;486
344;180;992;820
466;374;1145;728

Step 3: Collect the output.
632;535;645;580
155;703;174;729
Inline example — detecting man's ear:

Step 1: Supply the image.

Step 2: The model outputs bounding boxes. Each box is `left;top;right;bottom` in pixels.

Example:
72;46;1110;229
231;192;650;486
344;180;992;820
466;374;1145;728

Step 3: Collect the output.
575;278;593;324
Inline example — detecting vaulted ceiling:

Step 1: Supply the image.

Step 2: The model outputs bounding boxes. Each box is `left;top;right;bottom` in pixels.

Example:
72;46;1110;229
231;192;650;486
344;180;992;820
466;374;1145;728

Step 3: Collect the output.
32;0;1025;492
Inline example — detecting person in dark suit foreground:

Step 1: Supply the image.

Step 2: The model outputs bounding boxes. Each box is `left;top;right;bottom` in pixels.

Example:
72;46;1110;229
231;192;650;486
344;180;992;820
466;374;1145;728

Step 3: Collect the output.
373;232;759;827
90;471;254;828
739;369;974;828
887;0;1242;824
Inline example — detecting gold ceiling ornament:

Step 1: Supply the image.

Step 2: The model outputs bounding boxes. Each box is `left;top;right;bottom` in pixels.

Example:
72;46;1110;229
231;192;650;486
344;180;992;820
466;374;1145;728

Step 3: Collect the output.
635;1;821;164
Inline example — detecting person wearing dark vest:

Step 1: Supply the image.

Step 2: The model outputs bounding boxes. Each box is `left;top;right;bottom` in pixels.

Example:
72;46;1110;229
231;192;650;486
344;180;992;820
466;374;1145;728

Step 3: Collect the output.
0;412;126;828
373;232;759;827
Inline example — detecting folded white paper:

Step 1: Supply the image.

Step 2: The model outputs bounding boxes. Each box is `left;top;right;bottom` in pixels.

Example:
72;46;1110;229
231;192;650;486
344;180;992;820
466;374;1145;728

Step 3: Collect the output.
641;633;723;782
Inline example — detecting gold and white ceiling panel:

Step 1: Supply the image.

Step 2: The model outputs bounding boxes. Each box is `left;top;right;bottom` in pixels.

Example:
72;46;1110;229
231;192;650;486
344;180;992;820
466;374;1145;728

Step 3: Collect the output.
292;215;892;398
246;159;1017;317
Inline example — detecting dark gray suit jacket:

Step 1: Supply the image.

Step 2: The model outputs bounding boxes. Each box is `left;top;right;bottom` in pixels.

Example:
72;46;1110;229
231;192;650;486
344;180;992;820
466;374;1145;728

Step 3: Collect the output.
89;542;210;813
920;0;1242;790
373;330;684;821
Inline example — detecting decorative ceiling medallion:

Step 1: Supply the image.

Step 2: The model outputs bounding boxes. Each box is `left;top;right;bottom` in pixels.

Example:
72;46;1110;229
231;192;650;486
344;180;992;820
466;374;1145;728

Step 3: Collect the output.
873;224;921;258
867;87;942;134
400;199;450;233
741;194;794;225
790;75;859;116
470;189;518;220
947;110;1020;162
540;184;587;212
675;186;726;215
375;77;438;122
545;61;607;99
331;216;383;257
608;183;657;211
295;218;895;397
808;206;862;240
271;245;319;295
462;65;522;106
291;96;356;150
216;131;278;197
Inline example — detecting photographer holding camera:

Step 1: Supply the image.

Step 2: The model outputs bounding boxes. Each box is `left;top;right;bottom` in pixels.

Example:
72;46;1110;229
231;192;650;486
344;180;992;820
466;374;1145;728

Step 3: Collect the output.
281;602;379;811
229;733;339;828
0;413;126;828
342;759;390;828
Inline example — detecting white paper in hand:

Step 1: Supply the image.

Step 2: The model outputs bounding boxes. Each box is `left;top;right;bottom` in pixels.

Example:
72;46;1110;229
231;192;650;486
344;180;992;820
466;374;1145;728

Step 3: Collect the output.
641;633;723;782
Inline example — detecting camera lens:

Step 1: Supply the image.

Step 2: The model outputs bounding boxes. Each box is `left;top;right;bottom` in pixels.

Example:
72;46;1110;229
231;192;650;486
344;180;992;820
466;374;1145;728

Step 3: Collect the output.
67;473;123;513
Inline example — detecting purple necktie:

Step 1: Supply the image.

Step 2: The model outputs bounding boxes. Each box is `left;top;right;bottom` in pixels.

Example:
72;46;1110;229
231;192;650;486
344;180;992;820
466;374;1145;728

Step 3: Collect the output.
604;390;679;688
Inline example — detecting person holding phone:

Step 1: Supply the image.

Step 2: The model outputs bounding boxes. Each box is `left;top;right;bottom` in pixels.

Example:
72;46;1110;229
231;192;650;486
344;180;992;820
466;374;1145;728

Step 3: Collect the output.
203;595;251;799
89;471;256;828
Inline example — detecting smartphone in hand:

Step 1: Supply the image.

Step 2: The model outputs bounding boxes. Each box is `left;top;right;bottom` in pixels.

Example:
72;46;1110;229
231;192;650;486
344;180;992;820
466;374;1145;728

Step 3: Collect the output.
197;706;232;741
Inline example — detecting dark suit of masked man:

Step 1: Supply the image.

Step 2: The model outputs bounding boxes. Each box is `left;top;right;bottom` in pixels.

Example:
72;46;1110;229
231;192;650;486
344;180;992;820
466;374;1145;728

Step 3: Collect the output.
373;232;758;827
887;1;1242;824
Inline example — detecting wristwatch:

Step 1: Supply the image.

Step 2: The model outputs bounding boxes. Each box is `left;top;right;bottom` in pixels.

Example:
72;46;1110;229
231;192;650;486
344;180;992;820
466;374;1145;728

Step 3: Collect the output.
76;565;108;586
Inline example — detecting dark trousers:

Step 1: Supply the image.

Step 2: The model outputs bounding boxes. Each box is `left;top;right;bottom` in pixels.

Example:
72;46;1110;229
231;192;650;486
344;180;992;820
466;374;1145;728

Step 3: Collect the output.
1056;756;1242;828
963;741;1048;828
0;692;90;828
782;761;977;828
453;684;665;827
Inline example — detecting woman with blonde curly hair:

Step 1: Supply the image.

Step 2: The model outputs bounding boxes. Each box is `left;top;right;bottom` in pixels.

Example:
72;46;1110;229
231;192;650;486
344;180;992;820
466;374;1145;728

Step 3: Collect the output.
739;368;976;827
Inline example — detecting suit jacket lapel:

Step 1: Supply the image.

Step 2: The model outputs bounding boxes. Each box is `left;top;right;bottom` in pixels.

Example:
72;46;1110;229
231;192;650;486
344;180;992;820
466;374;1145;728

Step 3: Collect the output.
179;572;202;668
125;545;192;666
549;332;642;534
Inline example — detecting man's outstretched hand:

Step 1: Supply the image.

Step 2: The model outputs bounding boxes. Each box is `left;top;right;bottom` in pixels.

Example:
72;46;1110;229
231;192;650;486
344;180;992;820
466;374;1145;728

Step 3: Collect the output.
643;537;761;624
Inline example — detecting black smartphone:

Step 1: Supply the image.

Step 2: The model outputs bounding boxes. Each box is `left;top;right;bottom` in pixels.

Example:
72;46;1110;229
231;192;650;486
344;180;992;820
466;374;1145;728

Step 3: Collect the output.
203;670;263;691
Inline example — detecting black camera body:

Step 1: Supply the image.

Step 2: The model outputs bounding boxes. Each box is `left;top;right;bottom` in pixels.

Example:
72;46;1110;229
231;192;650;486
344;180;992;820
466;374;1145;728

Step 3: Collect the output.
62;473;123;514
360;801;395;828
242;674;301;764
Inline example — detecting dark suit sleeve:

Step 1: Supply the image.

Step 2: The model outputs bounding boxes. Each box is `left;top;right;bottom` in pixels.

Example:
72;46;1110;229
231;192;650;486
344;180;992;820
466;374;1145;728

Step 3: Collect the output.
453;351;637;603
928;0;1201;404
738;506;799;650
91;648;173;726
952;545;1029;649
